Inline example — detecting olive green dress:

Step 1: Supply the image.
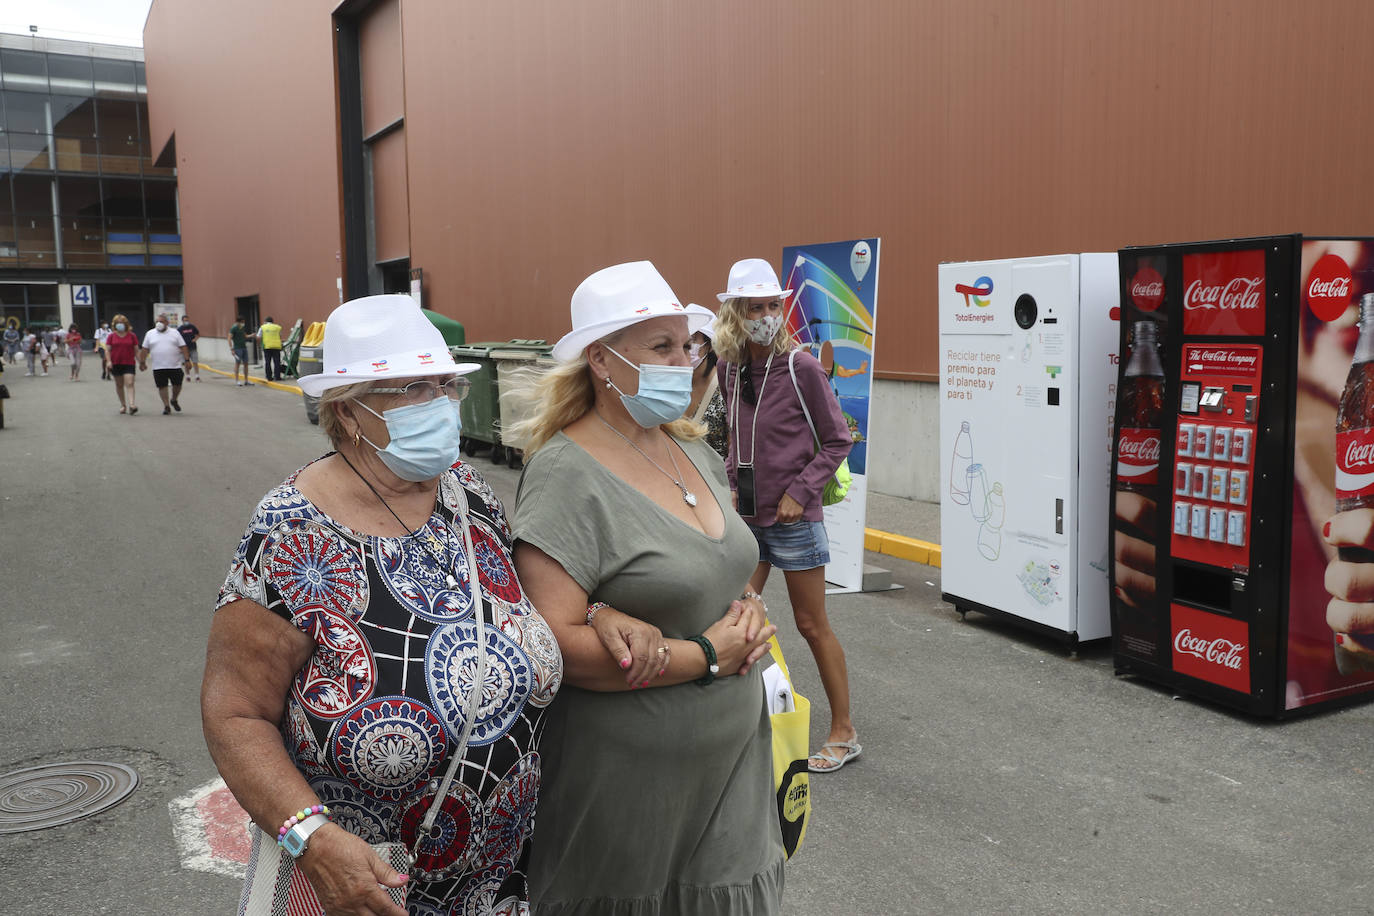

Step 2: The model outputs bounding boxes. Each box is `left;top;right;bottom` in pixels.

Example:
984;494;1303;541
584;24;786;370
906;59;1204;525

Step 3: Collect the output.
514;431;784;916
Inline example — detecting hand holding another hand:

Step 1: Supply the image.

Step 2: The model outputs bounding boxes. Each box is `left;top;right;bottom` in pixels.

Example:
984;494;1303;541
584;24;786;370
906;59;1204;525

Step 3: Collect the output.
589;605;670;688
704;596;776;677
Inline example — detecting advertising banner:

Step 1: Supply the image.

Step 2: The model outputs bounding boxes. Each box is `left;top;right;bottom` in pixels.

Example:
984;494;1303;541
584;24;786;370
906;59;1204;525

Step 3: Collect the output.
780;239;880;591
1286;239;1374;710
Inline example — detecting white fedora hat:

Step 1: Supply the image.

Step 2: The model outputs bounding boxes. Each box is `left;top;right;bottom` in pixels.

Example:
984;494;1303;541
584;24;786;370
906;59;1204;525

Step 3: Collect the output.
552;261;714;362
298;294;479;397
716;257;793;303
693;313;717;341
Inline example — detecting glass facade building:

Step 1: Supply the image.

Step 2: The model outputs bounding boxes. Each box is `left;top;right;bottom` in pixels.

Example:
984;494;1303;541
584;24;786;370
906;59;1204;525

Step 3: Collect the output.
0;33;181;335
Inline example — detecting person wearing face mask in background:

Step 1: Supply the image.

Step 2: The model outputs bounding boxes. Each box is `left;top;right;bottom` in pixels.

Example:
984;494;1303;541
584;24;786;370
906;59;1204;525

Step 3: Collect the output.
686;315;729;460
94;321;110;378
715;257;860;775
204;294;561;914
105;314;140;414
511;261;782;915
140;313;191;414
66;324;84;381
177;313;202;381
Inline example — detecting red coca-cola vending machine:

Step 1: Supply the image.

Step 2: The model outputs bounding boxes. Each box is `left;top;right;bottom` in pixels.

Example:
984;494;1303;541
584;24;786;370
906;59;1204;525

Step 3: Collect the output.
1110;234;1374;716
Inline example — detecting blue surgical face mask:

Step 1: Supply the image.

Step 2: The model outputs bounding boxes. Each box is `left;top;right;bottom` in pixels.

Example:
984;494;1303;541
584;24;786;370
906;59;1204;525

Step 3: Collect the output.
354;397;463;481
604;345;693;427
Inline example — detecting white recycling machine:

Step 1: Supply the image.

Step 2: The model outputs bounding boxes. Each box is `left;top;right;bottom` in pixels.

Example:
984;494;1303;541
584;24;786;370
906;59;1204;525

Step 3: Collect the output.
938;253;1120;643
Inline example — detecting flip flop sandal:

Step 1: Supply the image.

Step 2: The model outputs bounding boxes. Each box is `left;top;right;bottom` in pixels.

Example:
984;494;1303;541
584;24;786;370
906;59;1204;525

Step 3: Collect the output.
808;739;862;773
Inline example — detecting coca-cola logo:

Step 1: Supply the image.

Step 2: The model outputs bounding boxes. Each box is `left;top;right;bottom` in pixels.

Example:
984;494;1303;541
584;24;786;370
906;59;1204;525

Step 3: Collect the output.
1182;250;1267;336
1182;345;1263;380
1183;276;1264;312
1173;629;1246;670
1305;252;1354;323
1342;438;1374;473
1130;266;1165;312
1337;428;1374;499
1169;605;1250;692
1118;436;1161;463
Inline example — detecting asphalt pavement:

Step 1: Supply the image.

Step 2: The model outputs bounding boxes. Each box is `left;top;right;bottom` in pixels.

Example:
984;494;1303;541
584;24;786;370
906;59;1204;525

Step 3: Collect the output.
1;358;1371;915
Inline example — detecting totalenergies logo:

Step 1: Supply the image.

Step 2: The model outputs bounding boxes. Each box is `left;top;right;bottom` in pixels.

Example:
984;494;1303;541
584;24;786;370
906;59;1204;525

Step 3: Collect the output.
954;276;994;308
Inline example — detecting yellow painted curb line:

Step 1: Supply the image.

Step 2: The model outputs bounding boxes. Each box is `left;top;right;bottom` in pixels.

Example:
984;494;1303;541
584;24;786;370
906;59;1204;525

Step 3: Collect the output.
864;528;941;568
194;363;302;394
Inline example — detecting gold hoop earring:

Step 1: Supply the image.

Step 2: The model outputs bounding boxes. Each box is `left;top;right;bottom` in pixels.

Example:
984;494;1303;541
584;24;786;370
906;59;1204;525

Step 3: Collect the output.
353;431;360;447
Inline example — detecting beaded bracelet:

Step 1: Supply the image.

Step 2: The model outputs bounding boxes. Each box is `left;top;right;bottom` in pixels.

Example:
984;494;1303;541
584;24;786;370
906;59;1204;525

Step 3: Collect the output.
277;804;332;843
586;602;609;626
741;589;767;614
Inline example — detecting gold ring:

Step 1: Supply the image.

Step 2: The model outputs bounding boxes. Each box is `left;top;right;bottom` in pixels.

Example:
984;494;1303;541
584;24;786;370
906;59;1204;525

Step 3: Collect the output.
657;646;668;655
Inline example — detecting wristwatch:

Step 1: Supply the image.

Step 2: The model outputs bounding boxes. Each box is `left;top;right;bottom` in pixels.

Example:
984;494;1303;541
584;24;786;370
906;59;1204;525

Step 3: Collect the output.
281;813;331;858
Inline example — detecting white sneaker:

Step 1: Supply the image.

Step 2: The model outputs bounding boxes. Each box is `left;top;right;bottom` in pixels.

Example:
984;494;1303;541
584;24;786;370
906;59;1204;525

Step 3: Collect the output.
41;371;48;376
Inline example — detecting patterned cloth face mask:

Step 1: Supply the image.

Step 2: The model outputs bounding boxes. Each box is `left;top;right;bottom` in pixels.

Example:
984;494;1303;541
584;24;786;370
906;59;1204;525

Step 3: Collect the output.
603;345;693;427
742;314;783;345
353;397;463;481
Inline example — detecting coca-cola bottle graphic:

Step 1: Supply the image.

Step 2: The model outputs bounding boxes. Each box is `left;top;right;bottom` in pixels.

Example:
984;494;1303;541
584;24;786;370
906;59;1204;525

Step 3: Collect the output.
1333;292;1374;674
1113;319;1165;662
949;421;974;505
1116;321;1164;492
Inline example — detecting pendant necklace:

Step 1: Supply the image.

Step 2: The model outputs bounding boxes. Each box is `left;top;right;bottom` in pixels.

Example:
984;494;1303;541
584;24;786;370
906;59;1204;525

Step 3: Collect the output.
338;451;459;589
593;410;698;507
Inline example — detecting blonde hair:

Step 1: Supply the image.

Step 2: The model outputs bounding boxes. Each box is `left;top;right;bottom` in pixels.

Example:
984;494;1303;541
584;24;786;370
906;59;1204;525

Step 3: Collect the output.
317;381;377;448
110;313;132;332
712;297;794;366
507;336;703;456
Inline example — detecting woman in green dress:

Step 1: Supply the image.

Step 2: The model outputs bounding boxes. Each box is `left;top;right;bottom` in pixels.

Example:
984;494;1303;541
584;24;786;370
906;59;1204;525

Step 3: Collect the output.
511;261;785;915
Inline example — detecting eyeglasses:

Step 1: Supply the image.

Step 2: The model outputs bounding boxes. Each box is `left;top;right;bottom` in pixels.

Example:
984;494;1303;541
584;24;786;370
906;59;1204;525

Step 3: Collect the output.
740;365;757;405
369;377;471;404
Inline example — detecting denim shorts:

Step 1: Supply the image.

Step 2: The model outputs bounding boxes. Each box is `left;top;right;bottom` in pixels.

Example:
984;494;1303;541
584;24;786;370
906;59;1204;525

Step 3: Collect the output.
747;520;830;571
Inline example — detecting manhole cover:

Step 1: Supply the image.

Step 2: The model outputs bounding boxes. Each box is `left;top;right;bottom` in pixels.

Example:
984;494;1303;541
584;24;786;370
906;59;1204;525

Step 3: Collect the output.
0;761;139;834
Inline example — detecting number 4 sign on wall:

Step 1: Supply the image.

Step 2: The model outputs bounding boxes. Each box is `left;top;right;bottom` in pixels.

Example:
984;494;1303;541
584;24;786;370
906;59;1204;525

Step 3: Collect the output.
73;285;94;306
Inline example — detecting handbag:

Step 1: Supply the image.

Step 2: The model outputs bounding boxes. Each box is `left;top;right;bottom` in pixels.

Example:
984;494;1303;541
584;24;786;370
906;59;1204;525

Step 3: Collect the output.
787;350;851;506
765;631;812;859
240;828;410;915
240;493;490;915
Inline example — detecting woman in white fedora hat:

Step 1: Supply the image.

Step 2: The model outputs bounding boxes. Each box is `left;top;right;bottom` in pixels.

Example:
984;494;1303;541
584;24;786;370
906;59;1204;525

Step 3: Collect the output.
686;314;729;459
510;261;783;915
204;294;562;915
714;257;861;774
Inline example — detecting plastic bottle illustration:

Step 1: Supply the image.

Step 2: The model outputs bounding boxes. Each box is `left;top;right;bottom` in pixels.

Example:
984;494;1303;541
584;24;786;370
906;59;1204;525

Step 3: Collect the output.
1333;292;1374;674
967;463;990;523
950;421;973;505
978;481;1005;560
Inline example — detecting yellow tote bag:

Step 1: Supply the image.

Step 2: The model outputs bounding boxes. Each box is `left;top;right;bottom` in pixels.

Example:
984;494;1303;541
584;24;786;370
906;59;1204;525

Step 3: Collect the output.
766;632;811;859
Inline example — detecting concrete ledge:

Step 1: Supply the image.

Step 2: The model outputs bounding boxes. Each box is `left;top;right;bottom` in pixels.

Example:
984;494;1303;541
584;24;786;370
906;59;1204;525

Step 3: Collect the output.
864;528;942;569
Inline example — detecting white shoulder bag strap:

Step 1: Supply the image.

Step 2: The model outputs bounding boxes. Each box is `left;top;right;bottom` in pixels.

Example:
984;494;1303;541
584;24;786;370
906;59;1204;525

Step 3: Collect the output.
788;349;822;450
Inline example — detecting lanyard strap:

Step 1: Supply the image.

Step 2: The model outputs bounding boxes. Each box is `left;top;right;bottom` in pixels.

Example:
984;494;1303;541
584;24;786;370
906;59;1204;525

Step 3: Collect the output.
729;353;774;468
407;482;487;865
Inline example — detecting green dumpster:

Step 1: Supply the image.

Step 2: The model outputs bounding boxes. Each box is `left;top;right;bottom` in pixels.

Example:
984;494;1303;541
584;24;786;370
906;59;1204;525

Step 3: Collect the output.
423;309;466;347
451;343;502;460
491;340;554;469
298;344;324;424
